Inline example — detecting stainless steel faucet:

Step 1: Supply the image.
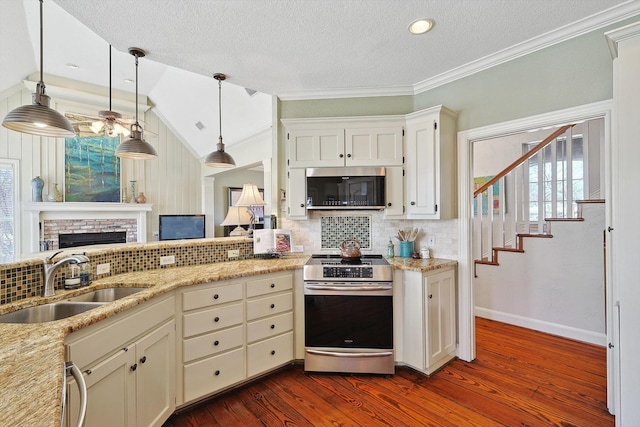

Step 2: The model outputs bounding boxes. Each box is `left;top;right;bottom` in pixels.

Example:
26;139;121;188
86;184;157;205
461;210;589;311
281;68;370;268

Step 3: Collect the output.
42;251;90;297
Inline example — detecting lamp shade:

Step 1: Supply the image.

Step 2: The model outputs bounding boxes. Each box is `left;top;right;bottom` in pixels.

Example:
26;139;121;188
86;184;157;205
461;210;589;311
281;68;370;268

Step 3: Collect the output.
220;206;252;226
115;126;157;159
235;183;266;206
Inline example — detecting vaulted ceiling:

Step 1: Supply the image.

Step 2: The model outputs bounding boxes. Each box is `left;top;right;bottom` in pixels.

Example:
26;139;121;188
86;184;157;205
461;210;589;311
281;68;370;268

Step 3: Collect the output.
1;0;638;158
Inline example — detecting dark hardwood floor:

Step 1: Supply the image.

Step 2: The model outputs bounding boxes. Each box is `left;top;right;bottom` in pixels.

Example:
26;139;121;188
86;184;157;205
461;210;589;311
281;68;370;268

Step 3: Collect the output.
164;318;613;426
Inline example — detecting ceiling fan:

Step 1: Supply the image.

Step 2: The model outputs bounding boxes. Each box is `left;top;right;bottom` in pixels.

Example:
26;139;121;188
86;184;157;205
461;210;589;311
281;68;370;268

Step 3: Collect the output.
66;45;151;138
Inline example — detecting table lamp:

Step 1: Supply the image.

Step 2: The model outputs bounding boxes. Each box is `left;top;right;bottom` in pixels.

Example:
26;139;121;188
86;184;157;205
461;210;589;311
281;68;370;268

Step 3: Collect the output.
235;183;266;238
220;206;252;236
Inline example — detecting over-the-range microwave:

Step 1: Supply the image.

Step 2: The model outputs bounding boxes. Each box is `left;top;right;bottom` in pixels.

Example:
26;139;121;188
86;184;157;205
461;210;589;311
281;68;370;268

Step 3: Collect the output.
305;167;386;210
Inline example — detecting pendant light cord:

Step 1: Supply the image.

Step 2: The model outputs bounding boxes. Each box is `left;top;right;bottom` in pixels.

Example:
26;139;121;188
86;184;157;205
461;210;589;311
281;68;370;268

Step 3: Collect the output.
109;45;112;111
134;53;139;126
38;0;44;88
218;78;222;143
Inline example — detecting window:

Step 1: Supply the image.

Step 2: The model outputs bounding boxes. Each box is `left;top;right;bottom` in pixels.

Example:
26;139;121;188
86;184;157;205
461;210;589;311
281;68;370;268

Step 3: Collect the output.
0;160;19;263
526;136;585;221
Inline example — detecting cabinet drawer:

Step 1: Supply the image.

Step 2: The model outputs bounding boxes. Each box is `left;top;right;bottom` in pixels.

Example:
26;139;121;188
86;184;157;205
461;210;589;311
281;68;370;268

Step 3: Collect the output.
182;281;243;311
183;348;244;403
247;332;293;377
183;325;244;363
246;292;292;321
247;312;293;344
246;273;292;298
183;302;243;338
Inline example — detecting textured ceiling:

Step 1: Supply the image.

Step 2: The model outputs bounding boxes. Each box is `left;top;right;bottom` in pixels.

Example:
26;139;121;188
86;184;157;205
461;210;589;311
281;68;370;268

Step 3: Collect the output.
1;0;638;158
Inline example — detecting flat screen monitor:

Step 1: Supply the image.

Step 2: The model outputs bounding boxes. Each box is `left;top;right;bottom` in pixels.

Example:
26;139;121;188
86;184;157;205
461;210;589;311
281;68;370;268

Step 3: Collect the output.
159;214;205;241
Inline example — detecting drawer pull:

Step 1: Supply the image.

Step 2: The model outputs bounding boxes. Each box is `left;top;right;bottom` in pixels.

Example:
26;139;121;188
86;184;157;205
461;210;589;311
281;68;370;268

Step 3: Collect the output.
213;294;219;300
122;347;129;352
214;316;220;322
84;369;92;375
214;370;220;376
270;350;276;356
270;304;275;309
270;283;275;288
131;363;137;372
140;356;147;364
214;340;220;346
270;324;275;329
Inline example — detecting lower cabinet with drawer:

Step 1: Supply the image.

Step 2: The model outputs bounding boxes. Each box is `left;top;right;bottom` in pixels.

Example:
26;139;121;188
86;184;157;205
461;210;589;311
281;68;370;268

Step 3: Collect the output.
64;293;176;427
177;272;295;407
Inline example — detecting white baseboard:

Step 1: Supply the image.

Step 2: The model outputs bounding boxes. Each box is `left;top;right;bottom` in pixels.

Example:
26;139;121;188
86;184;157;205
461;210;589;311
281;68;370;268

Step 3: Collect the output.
475;307;607;346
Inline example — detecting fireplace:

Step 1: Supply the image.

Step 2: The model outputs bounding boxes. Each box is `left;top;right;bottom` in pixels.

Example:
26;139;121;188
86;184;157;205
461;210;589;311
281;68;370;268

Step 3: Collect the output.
59;232;127;248
23;202;152;254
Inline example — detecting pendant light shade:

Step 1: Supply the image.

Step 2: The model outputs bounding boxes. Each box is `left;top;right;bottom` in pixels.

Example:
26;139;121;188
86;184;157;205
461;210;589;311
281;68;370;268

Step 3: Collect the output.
2;0;75;138
204;73;235;168
115;48;157;160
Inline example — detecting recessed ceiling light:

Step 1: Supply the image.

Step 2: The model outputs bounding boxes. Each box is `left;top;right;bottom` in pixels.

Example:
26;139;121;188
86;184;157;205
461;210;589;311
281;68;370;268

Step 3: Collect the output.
124;78;134;84
66;63;79;69
408;18;434;35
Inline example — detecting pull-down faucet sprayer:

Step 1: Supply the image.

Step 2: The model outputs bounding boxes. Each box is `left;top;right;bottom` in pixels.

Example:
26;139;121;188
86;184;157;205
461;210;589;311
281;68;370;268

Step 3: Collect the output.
42;251;90;297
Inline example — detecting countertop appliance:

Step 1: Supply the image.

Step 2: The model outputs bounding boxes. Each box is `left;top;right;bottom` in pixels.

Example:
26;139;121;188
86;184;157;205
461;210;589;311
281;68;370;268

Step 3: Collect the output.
303;254;394;375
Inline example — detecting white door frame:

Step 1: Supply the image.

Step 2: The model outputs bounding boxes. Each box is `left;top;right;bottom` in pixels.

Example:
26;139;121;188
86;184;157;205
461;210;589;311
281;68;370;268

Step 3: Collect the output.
456;100;614;411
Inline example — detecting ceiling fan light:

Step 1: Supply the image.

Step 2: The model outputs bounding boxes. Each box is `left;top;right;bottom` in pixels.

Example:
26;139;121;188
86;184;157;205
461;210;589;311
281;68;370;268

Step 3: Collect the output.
90;120;104;134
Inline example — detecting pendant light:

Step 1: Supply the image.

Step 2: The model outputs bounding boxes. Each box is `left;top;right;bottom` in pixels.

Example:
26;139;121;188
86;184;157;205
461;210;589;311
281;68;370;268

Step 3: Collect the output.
115;48;158;160
2;0;75;138
204;73;235;168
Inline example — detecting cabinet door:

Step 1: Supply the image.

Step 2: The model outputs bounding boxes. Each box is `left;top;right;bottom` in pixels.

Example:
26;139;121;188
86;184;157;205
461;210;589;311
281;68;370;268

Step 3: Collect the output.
406;114;439;217
425;269;457;367
384;166;404;218
287;168;307;219
67;348;136;427
136;320;176;427
288;129;345;167
402;270;426;370
345;127;403;166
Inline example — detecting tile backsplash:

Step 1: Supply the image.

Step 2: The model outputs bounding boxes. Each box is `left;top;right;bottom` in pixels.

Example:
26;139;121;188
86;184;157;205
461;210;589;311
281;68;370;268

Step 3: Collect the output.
321;215;371;249
281;210;458;259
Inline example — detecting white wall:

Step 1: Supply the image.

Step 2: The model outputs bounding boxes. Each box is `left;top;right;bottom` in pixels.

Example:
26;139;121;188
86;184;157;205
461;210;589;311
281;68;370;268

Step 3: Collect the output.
474;203;606;345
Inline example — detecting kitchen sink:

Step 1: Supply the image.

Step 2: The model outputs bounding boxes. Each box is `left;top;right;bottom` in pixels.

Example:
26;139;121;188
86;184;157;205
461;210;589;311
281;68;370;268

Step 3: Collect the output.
66;287;147;303
0;302;104;324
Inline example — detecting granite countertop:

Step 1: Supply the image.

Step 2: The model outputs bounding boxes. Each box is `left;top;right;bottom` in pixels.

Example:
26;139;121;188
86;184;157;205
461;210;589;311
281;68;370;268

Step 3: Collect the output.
388;256;458;272
0;255;308;427
0;254;456;426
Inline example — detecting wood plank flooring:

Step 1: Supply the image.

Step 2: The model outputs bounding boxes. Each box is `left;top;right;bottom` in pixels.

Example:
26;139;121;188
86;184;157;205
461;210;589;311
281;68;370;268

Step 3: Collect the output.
163;318;613;426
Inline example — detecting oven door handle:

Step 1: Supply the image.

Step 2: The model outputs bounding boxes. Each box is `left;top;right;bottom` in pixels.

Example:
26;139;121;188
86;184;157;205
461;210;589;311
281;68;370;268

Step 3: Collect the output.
306;349;394;358
305;285;392;291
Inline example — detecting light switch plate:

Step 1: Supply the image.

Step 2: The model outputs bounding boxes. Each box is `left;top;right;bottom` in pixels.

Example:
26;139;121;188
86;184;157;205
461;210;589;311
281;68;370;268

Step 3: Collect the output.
228;249;240;258
427;236;436;246
96;263;110;275
160;255;175;266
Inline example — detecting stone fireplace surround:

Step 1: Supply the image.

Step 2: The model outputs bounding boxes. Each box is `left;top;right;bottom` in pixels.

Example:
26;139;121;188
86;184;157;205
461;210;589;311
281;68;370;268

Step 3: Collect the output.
23;202;152;254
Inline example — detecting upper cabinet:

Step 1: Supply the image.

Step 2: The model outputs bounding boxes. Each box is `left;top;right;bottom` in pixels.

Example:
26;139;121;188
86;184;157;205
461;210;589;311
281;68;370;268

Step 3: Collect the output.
283;116;404;168
405;106;458;219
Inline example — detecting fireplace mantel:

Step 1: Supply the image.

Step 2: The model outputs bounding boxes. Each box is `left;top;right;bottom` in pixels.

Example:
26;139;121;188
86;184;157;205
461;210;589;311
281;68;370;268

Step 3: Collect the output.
23;202;153;253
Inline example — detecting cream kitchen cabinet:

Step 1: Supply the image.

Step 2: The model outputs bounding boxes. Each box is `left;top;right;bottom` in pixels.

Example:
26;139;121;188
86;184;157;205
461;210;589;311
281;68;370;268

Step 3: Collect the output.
384;166;405;218
286;168;308;219
246;273;294;378
402;267;457;375
176;272;294;407
283;116;404;168
405;105;458;219
179;280;245;404
65;294;176;427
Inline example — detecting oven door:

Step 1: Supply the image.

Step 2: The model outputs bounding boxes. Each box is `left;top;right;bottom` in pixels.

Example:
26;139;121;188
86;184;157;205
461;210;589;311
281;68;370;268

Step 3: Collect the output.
304;282;393;349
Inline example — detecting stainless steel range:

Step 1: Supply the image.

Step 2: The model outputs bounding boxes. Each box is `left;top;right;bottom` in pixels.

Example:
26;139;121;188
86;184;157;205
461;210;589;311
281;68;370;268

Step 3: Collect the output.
303;254;394;375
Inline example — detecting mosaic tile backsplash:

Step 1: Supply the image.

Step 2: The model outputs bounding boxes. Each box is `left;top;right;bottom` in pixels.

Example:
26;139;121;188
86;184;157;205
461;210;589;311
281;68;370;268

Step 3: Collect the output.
0;238;254;305
321;215;371;249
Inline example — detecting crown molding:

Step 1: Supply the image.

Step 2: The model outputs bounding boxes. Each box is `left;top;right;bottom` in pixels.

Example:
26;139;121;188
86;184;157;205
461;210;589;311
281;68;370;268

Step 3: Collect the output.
277;1;640;101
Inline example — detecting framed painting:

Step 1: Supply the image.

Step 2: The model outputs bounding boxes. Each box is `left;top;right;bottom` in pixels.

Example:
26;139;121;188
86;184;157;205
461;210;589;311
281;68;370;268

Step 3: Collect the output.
64;135;121;202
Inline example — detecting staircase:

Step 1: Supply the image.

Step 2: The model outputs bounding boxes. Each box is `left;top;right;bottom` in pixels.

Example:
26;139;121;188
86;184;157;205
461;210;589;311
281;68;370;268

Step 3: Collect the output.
473;124;603;272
